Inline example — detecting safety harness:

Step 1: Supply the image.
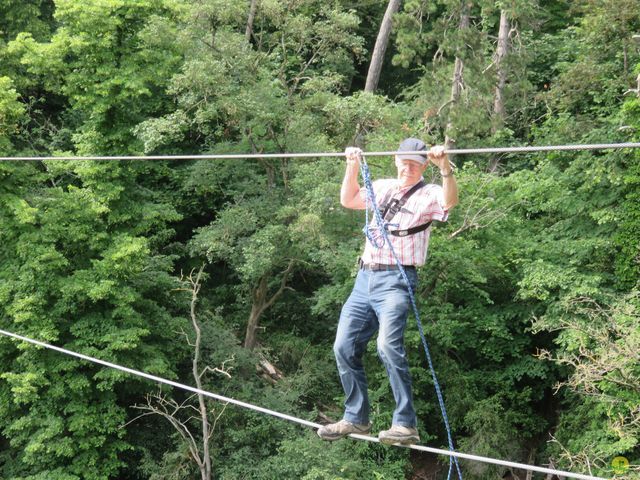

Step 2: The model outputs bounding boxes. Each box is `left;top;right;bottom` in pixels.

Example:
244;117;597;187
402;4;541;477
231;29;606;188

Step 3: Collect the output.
380;179;433;237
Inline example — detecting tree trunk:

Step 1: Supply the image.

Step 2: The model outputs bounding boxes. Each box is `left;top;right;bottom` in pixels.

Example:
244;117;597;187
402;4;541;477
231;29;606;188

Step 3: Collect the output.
244;276;268;351
244;261;295;350
444;3;470;151
189;266;212;480
525;447;536;480
245;0;258;42
493;9;510;130
364;0;401;93
489;9;511;172
444;57;464;151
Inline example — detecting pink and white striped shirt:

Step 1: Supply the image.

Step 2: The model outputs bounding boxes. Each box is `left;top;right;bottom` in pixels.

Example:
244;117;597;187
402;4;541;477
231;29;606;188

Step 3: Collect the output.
359;178;448;266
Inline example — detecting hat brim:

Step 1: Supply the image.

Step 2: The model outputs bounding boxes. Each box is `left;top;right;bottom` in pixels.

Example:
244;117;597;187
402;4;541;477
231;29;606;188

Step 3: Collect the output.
397;154;427;165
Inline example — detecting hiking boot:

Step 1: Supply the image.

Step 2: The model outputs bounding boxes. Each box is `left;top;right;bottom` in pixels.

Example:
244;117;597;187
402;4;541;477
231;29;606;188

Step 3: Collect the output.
378;425;420;445
317;419;371;441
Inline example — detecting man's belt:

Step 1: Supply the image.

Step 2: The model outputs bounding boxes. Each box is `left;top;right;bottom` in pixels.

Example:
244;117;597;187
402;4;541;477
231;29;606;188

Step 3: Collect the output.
358;258;416;271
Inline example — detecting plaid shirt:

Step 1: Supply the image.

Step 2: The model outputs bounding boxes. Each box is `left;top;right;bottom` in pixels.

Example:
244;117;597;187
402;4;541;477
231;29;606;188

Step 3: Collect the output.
359;178;448;266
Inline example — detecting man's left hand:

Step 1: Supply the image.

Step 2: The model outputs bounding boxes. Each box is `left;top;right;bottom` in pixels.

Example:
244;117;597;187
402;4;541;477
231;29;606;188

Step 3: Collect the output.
427;145;451;173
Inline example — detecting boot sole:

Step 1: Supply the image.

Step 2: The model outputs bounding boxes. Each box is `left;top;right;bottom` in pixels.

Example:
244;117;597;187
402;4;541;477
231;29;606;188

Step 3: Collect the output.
317;432;345;441
379;435;419;446
317;430;371;441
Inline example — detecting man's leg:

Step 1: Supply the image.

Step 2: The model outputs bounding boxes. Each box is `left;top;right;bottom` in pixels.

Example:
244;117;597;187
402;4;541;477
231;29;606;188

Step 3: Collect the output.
318;269;378;440
371;270;418;433
332;269;378;426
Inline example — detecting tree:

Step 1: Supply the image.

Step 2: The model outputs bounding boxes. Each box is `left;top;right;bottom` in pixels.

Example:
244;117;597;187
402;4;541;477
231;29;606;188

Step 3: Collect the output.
0;157;183;477
129;267;234;480
493;9;511;131
0;0;54;42
0;76;25;154
444;1;471;150
364;0;401;93
616;76;640;287
134;0;365;354
6;0;183;154
535;294;640;476
245;0;258;42
1;3;186;477
187;168;308;351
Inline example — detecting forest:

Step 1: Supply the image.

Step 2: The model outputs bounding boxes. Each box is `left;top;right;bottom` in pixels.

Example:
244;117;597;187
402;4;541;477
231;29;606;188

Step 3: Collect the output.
0;0;639;479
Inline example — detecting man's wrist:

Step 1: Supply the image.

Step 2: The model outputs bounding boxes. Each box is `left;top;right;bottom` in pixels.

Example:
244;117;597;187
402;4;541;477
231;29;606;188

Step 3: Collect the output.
440;169;454;177
346;162;359;172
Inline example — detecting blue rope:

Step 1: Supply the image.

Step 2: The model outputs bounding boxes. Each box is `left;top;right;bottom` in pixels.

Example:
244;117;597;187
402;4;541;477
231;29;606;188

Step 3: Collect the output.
359;156;463;480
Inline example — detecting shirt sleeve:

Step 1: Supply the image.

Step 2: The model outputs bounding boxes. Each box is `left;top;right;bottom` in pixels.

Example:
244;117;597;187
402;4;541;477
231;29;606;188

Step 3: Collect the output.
358;179;392;207
424;184;449;222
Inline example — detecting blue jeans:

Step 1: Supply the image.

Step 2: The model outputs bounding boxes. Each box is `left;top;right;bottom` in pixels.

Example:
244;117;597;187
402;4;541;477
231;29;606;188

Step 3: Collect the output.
333;267;418;428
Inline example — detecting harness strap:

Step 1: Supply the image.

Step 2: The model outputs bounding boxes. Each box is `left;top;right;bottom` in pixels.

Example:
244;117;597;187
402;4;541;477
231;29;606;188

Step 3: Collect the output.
381;179;425;221
380;180;433;237
388;221;432;237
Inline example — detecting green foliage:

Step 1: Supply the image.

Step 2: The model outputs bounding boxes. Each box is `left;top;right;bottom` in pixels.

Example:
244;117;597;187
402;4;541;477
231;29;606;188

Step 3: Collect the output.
615;92;640;288
533;292;640;477
541;0;640;119
0;76;26;153
6;0;183;154
0;157;183;477
0;0;54;42
228;432;408;479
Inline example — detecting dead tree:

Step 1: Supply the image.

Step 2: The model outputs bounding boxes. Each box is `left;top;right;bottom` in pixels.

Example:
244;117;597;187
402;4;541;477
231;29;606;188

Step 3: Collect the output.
624;72;640;97
189;266;212;479
365;0;402;93
128;266;232;480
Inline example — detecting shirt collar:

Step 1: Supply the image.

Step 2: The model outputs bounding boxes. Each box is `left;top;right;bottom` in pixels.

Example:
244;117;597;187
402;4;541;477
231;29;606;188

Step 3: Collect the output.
395;177;424;192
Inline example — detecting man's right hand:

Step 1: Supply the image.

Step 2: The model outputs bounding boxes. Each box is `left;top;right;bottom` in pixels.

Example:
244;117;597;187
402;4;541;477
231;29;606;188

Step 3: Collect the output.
345;147;363;166
341;147;366;210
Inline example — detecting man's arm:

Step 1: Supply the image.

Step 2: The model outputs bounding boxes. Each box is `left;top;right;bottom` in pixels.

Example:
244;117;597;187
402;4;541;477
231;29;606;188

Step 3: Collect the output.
340;147;366;210
428;145;458;210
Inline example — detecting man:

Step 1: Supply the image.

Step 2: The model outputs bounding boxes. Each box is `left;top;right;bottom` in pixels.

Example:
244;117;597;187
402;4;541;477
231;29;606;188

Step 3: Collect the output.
317;138;458;445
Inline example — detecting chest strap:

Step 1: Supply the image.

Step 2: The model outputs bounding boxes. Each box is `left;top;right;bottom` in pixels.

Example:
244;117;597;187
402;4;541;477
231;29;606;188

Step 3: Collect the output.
381;180;425;220
388;221;432;237
380;180;433;237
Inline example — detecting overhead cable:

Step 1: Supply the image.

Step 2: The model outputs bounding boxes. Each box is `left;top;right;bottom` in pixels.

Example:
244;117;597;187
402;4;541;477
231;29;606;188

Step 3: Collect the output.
0;328;609;480
1;142;639;162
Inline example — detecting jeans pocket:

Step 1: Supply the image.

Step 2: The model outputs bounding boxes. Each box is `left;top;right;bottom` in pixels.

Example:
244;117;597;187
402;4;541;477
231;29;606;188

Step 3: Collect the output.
398;269;418;291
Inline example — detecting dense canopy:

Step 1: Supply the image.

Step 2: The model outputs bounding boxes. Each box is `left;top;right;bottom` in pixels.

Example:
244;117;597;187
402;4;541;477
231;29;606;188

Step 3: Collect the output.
0;1;639;479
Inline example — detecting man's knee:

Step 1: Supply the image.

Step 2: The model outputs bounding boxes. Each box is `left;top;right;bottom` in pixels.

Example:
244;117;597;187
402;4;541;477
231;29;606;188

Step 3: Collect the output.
335;336;367;367
333;338;350;362
376;337;404;362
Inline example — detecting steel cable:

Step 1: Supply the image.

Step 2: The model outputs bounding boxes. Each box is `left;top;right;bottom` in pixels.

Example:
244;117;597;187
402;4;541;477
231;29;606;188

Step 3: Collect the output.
0;328;609;480
1;142;639;162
